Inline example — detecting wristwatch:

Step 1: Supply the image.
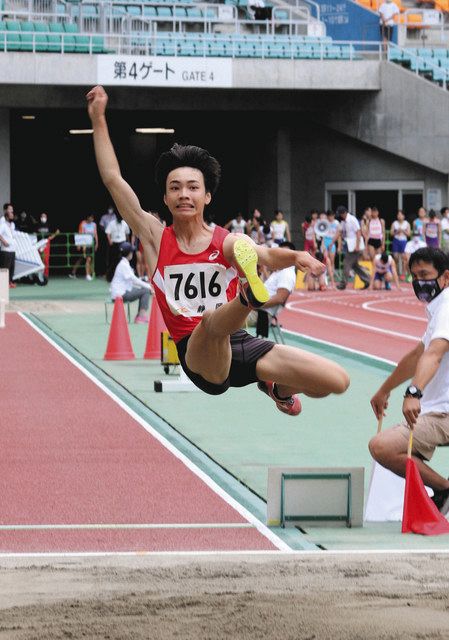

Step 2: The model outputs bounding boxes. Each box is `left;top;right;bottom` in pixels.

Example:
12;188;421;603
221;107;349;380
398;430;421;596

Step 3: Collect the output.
404;385;423;399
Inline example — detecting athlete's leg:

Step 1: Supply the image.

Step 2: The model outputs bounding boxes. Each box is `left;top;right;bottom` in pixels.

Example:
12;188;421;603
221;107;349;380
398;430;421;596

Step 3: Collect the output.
185;237;266;385
256;343;349;398
185;298;251;385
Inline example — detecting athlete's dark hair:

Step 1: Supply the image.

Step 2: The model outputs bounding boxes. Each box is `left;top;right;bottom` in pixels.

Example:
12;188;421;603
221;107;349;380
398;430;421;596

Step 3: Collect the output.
409;247;449;275
155;143;221;195
380;252;389;264
279;241;296;250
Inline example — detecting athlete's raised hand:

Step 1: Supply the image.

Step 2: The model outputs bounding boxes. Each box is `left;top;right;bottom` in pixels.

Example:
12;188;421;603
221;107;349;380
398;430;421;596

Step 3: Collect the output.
295;251;325;277
86;85;108;122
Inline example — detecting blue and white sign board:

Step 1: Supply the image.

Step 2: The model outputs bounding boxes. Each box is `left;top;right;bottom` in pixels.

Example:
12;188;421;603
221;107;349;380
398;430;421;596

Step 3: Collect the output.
97;56;233;88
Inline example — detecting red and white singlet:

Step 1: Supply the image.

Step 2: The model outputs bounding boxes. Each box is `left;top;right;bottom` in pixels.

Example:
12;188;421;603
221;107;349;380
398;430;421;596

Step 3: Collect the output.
151;225;238;343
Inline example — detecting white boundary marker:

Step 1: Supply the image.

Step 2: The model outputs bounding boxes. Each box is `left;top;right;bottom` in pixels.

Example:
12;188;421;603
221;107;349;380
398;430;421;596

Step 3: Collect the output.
18;313;290;552
285;300;420;342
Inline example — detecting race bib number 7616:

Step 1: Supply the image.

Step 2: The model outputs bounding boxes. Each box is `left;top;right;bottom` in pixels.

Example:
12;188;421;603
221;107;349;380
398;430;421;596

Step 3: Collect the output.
164;263;229;317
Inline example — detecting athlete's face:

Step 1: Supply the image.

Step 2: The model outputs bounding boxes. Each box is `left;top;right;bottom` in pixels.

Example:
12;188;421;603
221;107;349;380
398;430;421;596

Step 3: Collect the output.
164;167;211;219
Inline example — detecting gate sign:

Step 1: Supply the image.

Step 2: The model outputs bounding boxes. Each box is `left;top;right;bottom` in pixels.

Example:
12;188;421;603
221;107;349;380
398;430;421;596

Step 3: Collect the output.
97;55;233;88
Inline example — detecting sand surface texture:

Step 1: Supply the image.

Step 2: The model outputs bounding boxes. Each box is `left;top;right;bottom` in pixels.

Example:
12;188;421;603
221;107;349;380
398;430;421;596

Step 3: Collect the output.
1;553;449;639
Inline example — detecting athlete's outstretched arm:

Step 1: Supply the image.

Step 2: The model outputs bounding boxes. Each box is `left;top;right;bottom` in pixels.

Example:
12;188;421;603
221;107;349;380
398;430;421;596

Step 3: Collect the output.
223;234;324;276
86;86;163;253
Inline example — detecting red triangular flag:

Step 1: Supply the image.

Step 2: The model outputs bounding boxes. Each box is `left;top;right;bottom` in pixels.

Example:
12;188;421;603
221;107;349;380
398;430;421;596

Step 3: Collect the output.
402;458;449;535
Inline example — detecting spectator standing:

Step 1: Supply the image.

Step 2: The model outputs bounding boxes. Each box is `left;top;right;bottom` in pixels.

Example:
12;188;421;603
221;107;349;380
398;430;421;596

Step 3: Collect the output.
16;211;35;233
335;205;370;290
413;206;428;241
69;213;98;280
366;206;386;261
369;252;401;291
0;204;17;287
224;213;247;234
441;207;449;254
302;214;317;254
110;242;153;324
369;248;449;514
270;210;291;245
323;209;341;273
306;249;335;291
255;241;297;338
404;231;427;282
98;205;117;276
105;212;130;282
35;212;53;236
424;210;442;249
390;209;411;279
378;0;399;45
360;207;372;261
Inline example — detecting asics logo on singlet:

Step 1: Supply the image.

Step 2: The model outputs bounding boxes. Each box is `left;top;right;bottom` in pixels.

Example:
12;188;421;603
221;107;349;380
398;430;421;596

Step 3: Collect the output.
208;250;220;261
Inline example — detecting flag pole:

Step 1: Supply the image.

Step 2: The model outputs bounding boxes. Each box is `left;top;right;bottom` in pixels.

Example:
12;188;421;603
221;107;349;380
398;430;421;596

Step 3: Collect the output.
377;415;383;434
407;426;414;459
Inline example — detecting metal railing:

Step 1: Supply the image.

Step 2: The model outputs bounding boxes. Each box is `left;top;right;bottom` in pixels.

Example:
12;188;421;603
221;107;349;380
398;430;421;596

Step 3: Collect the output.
37;232;96;275
0;24;384;57
388;41;449;90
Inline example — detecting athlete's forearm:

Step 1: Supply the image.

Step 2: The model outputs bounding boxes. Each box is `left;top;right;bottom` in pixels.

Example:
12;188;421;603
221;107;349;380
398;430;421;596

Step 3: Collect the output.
379;345;423;394
91;115;122;187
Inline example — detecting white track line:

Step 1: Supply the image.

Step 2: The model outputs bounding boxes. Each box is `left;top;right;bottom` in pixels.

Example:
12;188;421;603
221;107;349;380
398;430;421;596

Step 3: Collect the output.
0;523;254;531
282;328;397;366
361;299;426;322
285;301;420;341
19;313;290;552
2;548;449;558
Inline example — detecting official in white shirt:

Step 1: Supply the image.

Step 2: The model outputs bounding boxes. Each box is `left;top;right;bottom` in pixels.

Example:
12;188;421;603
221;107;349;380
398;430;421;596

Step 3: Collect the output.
335;205;370;290
255;241;297;338
105;213;130;281
0;205;17;286
370;248;449;514
110;242;153;323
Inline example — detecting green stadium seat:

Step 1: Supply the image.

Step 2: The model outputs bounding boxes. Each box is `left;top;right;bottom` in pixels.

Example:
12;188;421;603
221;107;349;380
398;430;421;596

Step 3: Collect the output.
5;20;21;51
173;6;187;17
126;5;141;15
32;21;49;51
186;7;202;18
156;6;172;16
19;21;35;52
143;6;157;16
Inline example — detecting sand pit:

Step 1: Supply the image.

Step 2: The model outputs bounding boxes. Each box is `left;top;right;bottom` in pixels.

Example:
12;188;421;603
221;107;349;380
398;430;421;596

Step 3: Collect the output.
1;552;449;639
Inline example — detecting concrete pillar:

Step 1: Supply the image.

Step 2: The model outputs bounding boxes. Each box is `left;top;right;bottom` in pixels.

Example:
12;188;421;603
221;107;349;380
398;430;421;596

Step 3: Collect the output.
0;109;10;206
276;127;292;223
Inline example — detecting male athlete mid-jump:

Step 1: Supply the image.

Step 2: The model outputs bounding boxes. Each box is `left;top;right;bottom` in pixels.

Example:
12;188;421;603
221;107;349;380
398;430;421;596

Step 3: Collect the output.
87;85;350;416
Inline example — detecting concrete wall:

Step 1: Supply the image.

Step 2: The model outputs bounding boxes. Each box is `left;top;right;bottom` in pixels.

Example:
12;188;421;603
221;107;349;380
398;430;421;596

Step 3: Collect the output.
0;53;381;93
311;61;449;175
287;122;447;245
0;109;10;205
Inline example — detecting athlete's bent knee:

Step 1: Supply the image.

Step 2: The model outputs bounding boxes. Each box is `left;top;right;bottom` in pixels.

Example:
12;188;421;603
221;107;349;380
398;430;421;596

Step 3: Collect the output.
369;434;388;464
332;370;350;394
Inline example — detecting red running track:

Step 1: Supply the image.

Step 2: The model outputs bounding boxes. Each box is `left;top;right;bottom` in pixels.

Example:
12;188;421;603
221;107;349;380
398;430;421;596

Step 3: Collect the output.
0;314;279;553
280;284;426;363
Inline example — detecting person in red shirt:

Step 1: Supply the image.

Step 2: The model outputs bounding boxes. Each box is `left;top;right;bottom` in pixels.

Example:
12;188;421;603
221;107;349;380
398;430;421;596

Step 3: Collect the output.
87;85;349;416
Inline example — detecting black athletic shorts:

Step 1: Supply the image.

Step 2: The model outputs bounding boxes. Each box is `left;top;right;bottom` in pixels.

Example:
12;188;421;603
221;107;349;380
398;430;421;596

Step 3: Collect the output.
176;329;275;396
368;238;382;249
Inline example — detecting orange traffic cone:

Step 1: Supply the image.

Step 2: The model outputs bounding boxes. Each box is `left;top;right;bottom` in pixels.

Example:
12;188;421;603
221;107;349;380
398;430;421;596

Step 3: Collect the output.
402;428;449;536
103;297;135;361
143;296;167;360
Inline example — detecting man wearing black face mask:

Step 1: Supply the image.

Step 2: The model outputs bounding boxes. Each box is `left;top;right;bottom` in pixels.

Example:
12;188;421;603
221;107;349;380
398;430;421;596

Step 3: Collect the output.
369;248;449;514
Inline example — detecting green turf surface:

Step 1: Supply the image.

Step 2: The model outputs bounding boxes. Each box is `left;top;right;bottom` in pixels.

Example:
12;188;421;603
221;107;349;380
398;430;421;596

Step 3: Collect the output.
14;277;449;550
